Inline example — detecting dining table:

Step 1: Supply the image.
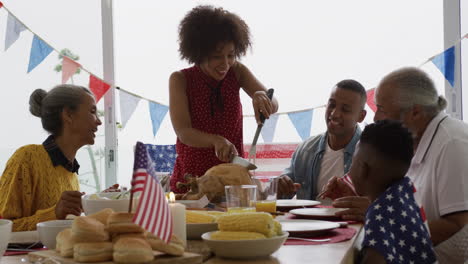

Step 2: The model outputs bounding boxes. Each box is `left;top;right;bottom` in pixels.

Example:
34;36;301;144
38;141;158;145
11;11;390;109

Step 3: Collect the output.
1;222;363;264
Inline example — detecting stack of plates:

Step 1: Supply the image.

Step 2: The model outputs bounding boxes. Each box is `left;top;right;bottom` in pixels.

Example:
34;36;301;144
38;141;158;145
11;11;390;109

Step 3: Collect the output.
276;199;321;211
279;219;339;237
289;207;348;221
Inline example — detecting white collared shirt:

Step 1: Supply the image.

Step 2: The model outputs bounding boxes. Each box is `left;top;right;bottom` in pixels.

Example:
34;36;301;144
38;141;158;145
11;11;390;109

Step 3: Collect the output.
407;112;468;221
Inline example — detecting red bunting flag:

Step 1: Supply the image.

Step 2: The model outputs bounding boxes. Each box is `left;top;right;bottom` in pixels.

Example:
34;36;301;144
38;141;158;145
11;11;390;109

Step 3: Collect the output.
0;2;3;8
89;75;110;102
366;88;377;112
62;56;81;84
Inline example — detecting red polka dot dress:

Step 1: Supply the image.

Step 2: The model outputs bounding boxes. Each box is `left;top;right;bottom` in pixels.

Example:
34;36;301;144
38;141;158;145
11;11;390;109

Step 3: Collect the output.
170;65;244;193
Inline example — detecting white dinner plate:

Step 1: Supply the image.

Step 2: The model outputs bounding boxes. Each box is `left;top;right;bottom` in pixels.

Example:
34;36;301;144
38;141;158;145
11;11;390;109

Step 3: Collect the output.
276;199;321;210
289;207;348;220
279;219;339;237
177;200;202;208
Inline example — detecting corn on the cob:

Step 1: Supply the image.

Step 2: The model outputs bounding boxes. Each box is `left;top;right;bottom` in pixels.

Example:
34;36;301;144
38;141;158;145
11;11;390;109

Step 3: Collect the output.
204;211;226;217
186;210;217;223
217;212;276;237
210;231;266;240
273;220;282;236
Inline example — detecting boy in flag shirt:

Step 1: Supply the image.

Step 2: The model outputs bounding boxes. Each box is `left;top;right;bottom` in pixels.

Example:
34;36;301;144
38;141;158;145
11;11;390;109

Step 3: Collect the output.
349;120;436;264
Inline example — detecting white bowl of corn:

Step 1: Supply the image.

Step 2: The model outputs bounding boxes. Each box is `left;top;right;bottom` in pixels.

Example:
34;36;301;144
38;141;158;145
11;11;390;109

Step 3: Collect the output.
201;212;288;259
202;231;288;259
186;210;225;239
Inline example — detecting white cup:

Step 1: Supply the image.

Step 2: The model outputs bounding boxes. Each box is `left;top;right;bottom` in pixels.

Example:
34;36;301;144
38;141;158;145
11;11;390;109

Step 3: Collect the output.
37;220;73;249
0;219;13;260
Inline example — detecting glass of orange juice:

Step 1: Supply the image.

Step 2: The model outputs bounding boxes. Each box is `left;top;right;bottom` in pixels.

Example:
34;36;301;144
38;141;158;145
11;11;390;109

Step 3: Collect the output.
252;176;279;213
225;185;257;213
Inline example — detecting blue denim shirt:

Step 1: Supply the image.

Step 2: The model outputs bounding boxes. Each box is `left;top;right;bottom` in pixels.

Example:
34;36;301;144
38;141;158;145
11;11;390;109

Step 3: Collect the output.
281;126;361;199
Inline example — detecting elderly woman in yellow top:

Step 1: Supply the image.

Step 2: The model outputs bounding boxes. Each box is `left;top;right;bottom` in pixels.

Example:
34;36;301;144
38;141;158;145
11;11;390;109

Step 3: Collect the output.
0;84;102;231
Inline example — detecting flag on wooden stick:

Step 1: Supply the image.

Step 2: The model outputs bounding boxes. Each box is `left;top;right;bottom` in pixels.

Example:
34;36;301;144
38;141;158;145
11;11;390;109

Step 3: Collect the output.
131;142;173;242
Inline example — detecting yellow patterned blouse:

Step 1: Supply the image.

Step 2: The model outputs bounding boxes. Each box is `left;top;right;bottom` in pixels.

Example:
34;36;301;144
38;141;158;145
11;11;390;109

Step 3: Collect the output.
0;145;79;231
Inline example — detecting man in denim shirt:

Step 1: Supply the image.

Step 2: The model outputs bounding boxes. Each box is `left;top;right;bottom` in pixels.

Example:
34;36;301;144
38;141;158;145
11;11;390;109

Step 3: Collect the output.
278;79;367;200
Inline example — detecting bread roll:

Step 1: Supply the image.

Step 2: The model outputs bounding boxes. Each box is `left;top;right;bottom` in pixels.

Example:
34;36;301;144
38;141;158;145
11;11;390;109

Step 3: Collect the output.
170;234;184;247
87;208;114;225
56;228;75;257
72;216;109;242
107;212;144;234
113;238;153;264
112;232;145;243
146;234;184;256
73;242;113;263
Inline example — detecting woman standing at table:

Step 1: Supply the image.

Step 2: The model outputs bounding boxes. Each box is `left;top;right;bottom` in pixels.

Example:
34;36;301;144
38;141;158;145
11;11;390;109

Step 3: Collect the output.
169;5;278;193
0;84;102;231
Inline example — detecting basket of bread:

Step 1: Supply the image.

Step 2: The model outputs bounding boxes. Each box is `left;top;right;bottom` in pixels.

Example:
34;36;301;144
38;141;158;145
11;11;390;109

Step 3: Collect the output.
47;208;200;263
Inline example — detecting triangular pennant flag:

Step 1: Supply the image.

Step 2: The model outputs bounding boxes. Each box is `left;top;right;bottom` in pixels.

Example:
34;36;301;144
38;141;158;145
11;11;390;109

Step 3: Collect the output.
288;109;313;141
149;102;169;137
0;2;3;8
5;13;26;51
261;114;279;143
89;75;111;102
431;46;455;86
119;90;141;128
62;56;81;84
27;36;53;73
366;88;377;112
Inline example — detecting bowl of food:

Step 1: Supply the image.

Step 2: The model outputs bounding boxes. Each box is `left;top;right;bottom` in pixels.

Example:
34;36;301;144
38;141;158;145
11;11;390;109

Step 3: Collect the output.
82;192;138;215
201;231;289;259
187;223;218;240
0;219;12;260
37;220;73;249
186;210;224;239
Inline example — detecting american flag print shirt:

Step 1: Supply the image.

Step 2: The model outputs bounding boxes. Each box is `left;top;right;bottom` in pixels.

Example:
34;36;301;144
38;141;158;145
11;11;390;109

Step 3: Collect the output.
362;176;437;264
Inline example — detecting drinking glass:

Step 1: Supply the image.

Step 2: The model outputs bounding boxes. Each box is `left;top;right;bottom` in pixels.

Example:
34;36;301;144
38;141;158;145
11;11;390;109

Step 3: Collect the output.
225;185;257;213
252;176;279;213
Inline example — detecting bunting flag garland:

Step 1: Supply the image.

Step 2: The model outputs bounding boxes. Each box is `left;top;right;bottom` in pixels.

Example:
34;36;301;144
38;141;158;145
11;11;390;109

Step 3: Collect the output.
5;13;26;51
431;46;455;87
119;90;141;128
149;102;169;137
1;1;467;142
89;75;111;102
366;88;377;112
27;35;53;73
61;56;81;84
261;114;279;143
288;109;313;141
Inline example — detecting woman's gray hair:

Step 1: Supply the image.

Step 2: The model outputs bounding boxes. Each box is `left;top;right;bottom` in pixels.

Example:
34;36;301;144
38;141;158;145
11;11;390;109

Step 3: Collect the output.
379;67;447;117
29;84;92;135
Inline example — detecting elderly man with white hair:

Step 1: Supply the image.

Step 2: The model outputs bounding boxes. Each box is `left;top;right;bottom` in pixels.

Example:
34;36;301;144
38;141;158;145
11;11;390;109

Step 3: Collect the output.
321;67;468;263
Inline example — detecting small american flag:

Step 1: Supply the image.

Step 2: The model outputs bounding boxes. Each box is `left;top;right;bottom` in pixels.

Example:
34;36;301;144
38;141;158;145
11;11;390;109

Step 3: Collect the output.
131;142;173;243
362;177;436;263
146;144;177;173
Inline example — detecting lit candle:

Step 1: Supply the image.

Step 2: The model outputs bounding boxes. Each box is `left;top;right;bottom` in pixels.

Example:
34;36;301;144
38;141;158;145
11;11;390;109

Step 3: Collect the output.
169;192;186;247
